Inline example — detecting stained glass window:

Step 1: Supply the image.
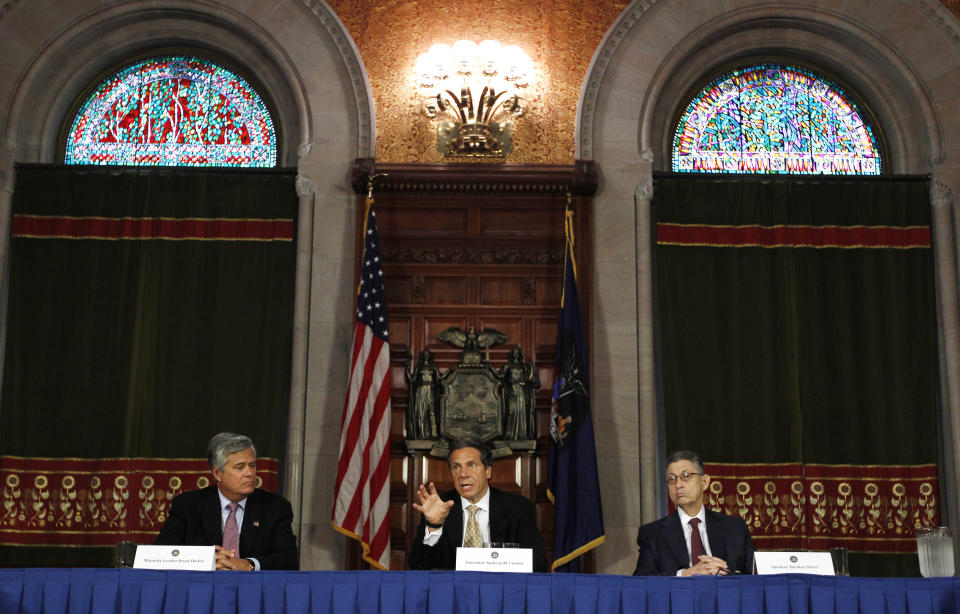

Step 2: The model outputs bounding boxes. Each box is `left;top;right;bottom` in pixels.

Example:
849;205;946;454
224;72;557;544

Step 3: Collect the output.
65;56;276;167
672;65;881;175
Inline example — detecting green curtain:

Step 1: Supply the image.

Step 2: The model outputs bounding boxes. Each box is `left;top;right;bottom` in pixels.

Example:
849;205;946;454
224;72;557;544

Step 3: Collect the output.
1;165;298;566
653;174;938;576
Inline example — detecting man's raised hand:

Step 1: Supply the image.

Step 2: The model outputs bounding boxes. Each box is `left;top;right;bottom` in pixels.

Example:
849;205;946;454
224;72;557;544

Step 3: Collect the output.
413;482;455;531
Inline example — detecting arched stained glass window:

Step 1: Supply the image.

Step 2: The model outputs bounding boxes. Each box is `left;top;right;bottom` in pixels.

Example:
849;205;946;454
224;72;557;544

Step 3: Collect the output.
672;64;881;175
65;56;276;167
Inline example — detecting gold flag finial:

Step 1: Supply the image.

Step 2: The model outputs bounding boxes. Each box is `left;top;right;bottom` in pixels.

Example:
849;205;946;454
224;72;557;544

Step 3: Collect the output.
367;172;388;199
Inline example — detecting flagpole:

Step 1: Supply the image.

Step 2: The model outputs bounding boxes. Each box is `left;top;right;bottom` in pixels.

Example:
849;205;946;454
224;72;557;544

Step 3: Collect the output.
332;170;393;570
561;191;575;306
548;189;605;571
358;173;388;295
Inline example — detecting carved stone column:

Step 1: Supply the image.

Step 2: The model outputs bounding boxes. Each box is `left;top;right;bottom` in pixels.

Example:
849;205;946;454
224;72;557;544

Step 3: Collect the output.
930;179;960;539
285;173;316;539
634;171;659;524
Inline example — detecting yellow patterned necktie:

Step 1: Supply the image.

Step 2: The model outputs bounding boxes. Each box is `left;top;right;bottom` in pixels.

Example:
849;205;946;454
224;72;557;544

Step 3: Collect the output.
463;504;483;547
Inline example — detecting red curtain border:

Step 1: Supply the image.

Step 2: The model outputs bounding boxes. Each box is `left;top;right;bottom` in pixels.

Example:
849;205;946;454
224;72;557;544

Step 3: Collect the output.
662;462;940;553
1;456;279;547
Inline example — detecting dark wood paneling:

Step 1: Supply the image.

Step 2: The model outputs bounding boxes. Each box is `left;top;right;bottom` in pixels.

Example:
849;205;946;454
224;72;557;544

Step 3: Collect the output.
377;206;469;239
387;316;412;348
479;277;524;305
425;276;467;304
384;276;413;305
349;161;595;571
537;277;562;306
477;207;564;239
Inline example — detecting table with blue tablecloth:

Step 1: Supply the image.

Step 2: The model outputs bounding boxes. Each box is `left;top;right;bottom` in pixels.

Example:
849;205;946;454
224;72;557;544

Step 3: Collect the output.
1;569;958;614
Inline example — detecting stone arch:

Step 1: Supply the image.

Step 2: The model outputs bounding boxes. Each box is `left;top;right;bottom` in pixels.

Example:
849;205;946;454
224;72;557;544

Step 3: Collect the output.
577;0;960;573
637;10;939;175
0;0;375;165
580;2;945;172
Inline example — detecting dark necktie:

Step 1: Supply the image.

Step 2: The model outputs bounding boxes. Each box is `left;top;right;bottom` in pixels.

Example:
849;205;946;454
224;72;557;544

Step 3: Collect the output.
689;517;706;564
223;502;240;554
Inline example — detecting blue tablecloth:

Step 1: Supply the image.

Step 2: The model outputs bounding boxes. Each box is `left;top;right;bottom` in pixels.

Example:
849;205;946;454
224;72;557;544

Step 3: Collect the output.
1;569;958;614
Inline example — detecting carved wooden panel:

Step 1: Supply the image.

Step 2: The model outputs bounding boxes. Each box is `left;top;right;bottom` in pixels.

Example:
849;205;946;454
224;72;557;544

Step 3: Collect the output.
351;161;595;570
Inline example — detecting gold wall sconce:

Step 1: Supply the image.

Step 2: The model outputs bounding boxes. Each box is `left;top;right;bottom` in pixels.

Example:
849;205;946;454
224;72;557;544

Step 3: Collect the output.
415;40;533;159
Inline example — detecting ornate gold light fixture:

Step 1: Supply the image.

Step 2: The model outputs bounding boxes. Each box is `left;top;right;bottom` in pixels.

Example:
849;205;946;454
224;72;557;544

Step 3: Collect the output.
415;40;533;159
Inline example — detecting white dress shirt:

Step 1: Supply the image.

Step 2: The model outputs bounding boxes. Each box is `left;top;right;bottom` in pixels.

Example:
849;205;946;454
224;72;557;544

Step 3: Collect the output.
216;488;261;570
422;487;491;546
676;505;712;575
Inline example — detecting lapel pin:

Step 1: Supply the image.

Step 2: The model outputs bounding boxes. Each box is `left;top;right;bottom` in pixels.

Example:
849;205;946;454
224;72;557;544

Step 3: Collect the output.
253;521;260;527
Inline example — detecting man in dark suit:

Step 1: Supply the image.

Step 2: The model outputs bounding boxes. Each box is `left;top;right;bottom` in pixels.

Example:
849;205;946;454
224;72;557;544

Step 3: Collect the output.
154;432;299;570
408;437;547;572
634;450;755;576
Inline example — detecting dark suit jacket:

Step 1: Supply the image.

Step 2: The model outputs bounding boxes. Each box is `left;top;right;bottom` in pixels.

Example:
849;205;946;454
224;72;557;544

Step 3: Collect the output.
154;485;299;570
633;508;755;575
408;487;547;572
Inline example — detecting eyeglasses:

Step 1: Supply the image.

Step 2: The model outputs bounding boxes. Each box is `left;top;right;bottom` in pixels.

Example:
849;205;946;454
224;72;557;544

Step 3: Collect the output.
665;471;702;485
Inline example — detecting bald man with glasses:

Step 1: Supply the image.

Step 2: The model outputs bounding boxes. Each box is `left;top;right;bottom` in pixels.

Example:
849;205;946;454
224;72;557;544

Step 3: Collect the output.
633;450;755;576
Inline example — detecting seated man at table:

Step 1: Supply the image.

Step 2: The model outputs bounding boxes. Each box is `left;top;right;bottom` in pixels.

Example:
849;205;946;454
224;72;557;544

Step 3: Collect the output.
634;450;754;576
154;432;299;570
408;437;547;572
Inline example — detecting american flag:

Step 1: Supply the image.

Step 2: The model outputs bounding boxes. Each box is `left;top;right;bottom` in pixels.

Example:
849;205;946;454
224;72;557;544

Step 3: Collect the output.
331;196;392;570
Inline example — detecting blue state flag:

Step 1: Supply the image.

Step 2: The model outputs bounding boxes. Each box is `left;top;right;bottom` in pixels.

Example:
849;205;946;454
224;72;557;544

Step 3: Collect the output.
547;214;605;572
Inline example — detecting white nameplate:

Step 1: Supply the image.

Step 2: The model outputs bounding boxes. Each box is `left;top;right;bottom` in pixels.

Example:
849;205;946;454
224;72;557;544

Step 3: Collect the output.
754;551;835;575
134;545;216;571
455;547;533;573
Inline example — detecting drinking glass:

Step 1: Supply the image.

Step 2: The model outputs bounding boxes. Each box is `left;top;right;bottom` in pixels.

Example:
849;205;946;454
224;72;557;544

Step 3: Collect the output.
829;547;849;576
115;541;138;568
917;526;955;577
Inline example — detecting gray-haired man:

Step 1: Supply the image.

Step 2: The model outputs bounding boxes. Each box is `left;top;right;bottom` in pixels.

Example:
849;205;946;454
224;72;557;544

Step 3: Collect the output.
154;432;299;570
634;450;754;576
